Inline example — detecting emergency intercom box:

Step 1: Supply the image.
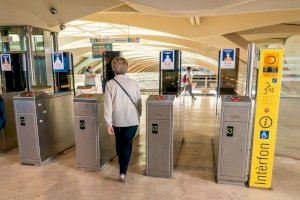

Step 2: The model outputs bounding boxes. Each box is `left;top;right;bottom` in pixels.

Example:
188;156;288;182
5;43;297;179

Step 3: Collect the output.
214;95;252;185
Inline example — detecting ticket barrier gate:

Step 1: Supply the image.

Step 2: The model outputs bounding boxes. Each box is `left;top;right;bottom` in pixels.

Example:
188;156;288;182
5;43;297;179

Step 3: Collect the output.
14;92;53;164
13;92;75;165
74;94;115;170
146;95;183;178
214;95;252;185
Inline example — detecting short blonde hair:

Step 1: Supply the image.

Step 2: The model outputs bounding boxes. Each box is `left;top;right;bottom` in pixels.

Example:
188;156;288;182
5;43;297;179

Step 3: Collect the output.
112;57;128;75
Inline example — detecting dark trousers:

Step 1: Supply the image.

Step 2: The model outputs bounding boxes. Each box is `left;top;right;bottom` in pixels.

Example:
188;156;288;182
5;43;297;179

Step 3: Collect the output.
113;126;138;174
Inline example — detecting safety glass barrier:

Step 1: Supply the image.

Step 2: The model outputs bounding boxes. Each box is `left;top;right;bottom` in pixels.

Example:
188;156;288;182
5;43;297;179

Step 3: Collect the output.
281;56;300;97
277;56;300;160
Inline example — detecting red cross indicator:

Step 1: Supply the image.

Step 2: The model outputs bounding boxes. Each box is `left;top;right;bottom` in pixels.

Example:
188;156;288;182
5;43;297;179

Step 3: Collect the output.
156;96;166;101
230;96;241;102
21;92;34;97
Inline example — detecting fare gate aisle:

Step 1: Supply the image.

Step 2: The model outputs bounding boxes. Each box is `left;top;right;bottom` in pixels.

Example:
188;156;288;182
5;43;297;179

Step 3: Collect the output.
176;96;215;172
0;96;299;200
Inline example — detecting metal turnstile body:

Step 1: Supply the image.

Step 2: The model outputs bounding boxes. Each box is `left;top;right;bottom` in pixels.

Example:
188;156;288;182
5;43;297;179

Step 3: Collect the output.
14;92;53;165
74;94;115;170
13;92;75;165
146;95;183;178
214;95;252;184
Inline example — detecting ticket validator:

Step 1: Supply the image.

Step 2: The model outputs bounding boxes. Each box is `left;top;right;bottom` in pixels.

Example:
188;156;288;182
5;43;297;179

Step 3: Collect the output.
74;52;119;170
214;95;252;185
13;52;75;165
74;93;115;170
146;95;183;178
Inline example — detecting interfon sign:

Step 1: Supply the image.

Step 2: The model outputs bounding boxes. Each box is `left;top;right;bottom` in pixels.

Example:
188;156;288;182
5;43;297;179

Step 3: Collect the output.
249;49;284;189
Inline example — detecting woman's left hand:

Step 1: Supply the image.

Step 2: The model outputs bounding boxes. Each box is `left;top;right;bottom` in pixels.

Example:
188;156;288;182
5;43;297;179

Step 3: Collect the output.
107;125;115;135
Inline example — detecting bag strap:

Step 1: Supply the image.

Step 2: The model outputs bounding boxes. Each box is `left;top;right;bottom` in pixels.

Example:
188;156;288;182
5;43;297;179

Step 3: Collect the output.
112;79;138;111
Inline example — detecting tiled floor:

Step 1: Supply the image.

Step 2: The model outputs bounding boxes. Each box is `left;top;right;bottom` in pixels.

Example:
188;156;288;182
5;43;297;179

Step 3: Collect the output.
0;96;299;200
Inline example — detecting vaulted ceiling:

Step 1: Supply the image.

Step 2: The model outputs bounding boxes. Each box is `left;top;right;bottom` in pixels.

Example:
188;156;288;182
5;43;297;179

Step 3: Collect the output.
1;0;300;74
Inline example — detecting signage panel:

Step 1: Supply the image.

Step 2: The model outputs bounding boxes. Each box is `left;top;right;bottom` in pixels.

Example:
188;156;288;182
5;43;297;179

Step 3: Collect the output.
161;50;175;70
1;54;12;71
92;43;112;58
52;52;64;71
220;48;236;69
90;37;140;43
249;49;284;189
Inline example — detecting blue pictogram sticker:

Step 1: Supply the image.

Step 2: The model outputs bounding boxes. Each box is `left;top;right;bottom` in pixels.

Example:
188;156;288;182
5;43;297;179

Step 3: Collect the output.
260;130;269;139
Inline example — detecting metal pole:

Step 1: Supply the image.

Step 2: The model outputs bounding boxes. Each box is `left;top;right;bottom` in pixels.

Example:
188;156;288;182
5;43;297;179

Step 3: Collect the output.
52;32;59;52
159;51;161;95
24;25;35;89
246;43;256;98
245;43;257;179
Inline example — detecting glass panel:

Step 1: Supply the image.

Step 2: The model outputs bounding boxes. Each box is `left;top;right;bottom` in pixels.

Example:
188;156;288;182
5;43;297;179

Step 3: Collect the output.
53;52;75;93
31;35;44;51
0;53;28;93
277;53;300;159
281;56;300;96
0;26;26;53
31;28;47;86
0;26;28;93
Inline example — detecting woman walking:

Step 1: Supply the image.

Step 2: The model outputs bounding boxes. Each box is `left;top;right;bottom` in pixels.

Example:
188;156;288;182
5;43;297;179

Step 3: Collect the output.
104;57;142;183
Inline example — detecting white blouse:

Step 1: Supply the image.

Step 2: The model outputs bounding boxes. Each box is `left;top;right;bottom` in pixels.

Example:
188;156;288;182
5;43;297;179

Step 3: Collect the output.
104;74;142;127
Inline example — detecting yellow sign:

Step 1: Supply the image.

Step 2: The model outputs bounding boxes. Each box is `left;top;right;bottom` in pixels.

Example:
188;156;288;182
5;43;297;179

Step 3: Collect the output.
249;49;284;189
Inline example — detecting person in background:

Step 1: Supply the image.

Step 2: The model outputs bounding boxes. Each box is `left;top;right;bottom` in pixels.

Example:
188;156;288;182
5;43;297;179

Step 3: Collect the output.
104;57;142;183
84;66;96;86
181;71;187;95
186;67;196;100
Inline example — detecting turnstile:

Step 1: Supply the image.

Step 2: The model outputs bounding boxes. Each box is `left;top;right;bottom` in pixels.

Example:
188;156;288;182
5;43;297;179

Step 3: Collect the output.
146;95;183;178
14;92;53;164
74;93;115;170
13;92;75;165
214;95;252;184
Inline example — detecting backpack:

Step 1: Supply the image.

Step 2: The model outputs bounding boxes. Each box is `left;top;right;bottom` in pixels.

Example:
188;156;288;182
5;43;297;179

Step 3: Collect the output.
182;74;187;83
